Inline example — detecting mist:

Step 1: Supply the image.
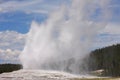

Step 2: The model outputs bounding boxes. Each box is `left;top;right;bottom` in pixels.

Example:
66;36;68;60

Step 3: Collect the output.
19;0;111;74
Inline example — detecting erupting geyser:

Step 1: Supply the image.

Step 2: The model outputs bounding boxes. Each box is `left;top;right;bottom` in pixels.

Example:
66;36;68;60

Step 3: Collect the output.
20;0;111;74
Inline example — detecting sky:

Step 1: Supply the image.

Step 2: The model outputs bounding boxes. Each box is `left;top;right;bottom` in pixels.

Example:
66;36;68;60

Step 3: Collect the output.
0;0;120;63
0;0;70;33
0;0;119;33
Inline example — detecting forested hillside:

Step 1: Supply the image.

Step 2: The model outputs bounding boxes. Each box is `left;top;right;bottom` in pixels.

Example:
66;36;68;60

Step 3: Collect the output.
88;44;120;77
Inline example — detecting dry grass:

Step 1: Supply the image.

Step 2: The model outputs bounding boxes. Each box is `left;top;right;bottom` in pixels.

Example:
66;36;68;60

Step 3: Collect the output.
70;78;120;80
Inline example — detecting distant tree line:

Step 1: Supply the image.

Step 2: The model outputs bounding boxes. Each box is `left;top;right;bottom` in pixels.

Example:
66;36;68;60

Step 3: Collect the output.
87;44;120;77
0;64;22;74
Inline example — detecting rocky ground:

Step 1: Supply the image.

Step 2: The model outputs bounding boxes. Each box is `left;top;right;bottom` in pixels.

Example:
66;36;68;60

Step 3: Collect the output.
0;70;119;80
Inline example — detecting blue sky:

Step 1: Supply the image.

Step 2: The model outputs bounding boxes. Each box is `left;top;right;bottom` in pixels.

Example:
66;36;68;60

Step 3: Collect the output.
0;0;70;33
0;0;119;34
0;11;47;33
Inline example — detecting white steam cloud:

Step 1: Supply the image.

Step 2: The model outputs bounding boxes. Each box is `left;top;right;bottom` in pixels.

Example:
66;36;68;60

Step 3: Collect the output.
20;0;111;74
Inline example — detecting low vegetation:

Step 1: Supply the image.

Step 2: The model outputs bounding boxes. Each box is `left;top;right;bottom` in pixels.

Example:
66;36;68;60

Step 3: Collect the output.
71;78;119;80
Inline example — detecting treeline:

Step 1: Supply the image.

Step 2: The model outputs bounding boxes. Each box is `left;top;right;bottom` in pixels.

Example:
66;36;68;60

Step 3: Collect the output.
0;64;22;74
88;44;120;77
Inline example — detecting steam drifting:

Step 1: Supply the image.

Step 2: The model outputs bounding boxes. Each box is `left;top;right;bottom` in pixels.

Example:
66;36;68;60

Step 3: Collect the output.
20;0;111;74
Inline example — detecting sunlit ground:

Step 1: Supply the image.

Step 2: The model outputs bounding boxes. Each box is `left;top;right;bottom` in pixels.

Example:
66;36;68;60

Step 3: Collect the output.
71;78;120;80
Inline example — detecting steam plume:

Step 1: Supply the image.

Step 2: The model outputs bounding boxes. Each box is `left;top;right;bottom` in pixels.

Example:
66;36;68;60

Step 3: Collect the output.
20;0;111;74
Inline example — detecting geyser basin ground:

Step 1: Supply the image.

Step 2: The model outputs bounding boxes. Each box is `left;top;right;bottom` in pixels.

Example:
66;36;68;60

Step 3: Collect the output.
0;70;118;80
